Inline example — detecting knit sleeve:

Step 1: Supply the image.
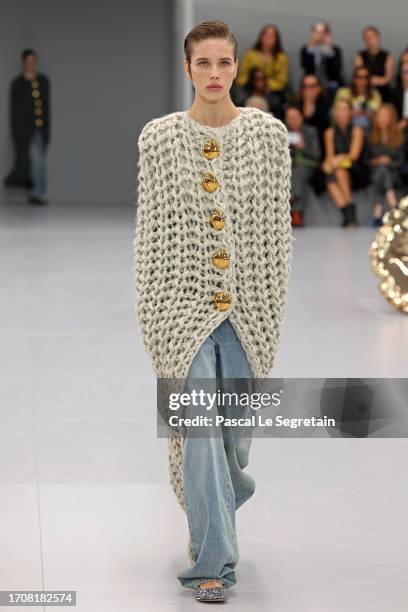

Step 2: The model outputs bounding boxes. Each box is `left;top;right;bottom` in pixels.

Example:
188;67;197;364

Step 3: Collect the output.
270;119;293;355
133;121;158;339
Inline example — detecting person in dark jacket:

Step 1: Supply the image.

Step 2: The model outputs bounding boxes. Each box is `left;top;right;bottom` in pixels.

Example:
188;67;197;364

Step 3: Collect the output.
300;21;344;103
285;105;321;226
4;48;51;205
294;74;330;196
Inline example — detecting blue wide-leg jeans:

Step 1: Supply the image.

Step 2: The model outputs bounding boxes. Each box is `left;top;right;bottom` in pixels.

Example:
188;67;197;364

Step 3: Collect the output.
29;129;47;197
176;317;256;590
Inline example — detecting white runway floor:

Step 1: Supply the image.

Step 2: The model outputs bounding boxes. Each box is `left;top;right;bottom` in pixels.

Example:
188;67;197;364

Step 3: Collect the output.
1;196;407;610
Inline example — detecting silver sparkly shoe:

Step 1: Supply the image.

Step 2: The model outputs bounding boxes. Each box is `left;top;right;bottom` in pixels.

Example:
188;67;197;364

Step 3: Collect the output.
194;582;229;603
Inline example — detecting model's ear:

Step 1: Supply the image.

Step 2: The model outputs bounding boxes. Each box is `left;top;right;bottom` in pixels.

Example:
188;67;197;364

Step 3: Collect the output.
184;61;192;80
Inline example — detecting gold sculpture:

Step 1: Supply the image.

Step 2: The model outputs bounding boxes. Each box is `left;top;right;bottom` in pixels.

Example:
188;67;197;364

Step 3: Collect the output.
368;195;408;313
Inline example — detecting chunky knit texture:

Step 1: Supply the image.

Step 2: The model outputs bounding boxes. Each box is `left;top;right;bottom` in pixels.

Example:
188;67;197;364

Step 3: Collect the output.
133;106;293;540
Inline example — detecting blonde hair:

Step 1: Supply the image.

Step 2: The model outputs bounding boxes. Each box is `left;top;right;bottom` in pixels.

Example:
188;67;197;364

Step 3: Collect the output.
370;103;403;148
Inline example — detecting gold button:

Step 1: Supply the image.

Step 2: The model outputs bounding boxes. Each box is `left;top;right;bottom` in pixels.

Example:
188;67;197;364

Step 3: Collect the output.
202;171;219;193
31;80;39;89
35;118;43;127
32;90;40;98
202;139;221;160
214;291;232;311
34;99;42;107
212;249;230;269
210;209;225;230
35;108;42;116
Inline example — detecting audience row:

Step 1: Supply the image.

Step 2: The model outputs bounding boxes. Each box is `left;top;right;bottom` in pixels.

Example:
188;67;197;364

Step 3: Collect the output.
231;22;408;227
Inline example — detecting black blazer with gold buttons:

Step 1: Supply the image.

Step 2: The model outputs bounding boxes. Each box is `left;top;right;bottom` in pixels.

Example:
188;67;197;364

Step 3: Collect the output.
4;72;50;187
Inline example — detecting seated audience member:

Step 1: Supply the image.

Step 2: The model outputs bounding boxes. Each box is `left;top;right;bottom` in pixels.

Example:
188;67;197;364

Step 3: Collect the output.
391;60;408;185
334;66;382;132
322;99;367;227
294;74;331;195
366;104;405;226
395;48;408;88
296;74;331;141
234;23;288;115
242;67;284;118
285;105;321;227
300;20;344;103
391;61;408;130
354;26;393;102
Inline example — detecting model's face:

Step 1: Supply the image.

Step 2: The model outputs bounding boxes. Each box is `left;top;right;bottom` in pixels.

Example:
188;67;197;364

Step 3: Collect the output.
23;54;37;72
184;38;238;101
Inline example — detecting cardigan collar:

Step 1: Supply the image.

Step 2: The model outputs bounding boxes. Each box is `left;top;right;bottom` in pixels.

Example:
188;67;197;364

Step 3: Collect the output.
180;106;250;140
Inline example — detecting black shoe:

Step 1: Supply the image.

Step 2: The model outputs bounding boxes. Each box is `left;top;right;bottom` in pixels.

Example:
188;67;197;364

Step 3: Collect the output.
341;203;358;227
29;195;48;205
340;206;348;227
347;202;358;226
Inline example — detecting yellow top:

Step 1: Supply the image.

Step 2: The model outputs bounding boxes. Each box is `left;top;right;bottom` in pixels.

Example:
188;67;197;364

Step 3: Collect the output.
235;48;288;92
334;86;382;112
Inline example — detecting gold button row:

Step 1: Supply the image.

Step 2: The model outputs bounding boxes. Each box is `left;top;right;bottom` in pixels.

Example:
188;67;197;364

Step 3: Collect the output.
201;139;232;310
31;81;43;126
213;291;232;311
210;209;225;230
201;170;219;193
202;139;221;160
212;248;230;269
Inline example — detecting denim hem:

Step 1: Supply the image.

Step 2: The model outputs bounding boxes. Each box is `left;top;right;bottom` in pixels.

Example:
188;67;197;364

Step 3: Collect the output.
179;576;235;590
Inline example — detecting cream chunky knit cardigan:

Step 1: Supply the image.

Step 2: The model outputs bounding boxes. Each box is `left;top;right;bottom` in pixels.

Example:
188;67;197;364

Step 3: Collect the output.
133;106;293;529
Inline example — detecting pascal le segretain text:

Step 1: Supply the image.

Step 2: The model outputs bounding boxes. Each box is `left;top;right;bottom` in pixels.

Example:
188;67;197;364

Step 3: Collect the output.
168;414;336;429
